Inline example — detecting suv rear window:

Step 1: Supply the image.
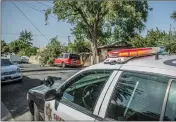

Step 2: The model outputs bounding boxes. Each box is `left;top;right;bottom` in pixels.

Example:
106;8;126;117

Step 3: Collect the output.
63;54;69;58
69;54;80;60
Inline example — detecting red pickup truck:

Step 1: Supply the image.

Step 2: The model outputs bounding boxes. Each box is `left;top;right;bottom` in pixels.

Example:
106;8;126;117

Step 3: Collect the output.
54;53;81;68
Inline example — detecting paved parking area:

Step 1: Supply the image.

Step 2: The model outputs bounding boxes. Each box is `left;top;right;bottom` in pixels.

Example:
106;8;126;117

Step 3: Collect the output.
1;69;79;121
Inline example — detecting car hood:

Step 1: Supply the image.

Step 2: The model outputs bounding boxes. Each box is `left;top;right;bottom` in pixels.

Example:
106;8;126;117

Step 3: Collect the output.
29;80;66;94
1;65;18;73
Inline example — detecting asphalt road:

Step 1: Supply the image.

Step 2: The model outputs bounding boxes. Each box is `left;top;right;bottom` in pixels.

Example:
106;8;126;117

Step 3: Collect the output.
1;69;79;121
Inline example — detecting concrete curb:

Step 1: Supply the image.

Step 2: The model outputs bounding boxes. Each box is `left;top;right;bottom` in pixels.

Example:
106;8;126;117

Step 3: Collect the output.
21;68;83;73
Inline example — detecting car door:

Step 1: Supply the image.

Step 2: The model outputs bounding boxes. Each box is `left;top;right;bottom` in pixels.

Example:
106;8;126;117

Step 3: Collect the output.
98;71;172;121
44;69;118;121
163;79;176;121
55;55;63;64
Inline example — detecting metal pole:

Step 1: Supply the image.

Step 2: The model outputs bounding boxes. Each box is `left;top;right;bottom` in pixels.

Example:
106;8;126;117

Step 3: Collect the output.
68;36;71;43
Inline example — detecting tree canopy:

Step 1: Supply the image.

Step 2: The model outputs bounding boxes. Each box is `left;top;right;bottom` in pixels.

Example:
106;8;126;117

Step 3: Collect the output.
1;30;38;56
171;11;176;21
45;1;152;64
38;36;63;66
1;40;9;54
63;40;90;54
19;30;33;45
130;28;176;53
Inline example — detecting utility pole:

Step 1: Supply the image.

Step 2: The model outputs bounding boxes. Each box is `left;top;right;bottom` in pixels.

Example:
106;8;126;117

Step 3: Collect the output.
68;36;71;44
169;24;172;54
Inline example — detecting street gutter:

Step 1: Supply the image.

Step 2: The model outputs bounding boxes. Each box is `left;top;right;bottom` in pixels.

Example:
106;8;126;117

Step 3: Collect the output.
21;67;85;73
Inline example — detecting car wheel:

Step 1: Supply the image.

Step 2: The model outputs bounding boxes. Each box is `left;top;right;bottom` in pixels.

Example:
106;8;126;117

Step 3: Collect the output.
34;103;43;121
18;79;23;83
62;62;66;68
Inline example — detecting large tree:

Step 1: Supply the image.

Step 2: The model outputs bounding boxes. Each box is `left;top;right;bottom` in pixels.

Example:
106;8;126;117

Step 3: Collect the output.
1;40;9;54
8;30;37;56
19;30;33;45
63;39;90;53
38;36;63;66
45;1;151;64
130;28;176;54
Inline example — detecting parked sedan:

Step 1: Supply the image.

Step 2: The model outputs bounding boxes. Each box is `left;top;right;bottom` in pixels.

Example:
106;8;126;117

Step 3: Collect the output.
21;56;29;64
1;57;23;83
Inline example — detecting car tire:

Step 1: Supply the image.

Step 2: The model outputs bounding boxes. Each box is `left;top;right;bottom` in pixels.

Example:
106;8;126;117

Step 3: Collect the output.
18;79;23;82
62;62;66;68
34;103;43;121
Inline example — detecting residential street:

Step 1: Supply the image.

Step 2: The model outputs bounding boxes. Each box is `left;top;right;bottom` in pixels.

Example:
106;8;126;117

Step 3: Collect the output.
2;1;176;121
1;69;80;121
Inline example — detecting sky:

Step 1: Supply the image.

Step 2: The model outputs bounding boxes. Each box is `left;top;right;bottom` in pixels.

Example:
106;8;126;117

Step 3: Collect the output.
2;1;176;48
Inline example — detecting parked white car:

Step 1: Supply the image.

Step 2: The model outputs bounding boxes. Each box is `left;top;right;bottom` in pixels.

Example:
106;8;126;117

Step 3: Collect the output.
1;57;23;83
21;56;29;64
6;54;21;64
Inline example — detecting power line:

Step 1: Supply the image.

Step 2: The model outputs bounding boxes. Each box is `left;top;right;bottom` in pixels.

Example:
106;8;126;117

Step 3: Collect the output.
18;1;57;19
2;32;52;37
12;1;49;42
23;1;37;8
36;1;51;8
2;32;72;38
18;1;42;12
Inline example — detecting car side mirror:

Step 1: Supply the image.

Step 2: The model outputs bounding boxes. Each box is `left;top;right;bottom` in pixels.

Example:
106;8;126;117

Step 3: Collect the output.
44;89;57;101
41;76;62;87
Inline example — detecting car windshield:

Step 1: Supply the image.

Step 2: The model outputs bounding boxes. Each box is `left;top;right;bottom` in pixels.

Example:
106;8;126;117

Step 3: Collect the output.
69;54;80;60
1;59;13;66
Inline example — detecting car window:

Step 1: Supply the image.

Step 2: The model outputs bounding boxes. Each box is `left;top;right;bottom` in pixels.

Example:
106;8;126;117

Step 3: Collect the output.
1;59;13;66
63;54;69;58
69;54;80;60
60;70;113;113
106;71;169;121
58;55;63;58
164;80;176;121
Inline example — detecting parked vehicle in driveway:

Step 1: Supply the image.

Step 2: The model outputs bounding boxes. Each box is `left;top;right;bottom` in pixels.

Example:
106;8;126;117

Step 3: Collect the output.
54;53;81;68
21;56;29;64
6;54;21;64
1;57;23;83
27;47;176;121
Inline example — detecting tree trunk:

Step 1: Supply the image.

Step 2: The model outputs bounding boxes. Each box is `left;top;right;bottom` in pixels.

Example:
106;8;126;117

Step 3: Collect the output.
90;40;98;65
90;13;99;65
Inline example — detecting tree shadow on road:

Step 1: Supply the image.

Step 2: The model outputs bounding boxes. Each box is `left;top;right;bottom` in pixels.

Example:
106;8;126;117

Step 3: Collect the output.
1;76;42;119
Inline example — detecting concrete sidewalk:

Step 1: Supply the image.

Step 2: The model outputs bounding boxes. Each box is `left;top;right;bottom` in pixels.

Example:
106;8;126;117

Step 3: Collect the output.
1;102;14;121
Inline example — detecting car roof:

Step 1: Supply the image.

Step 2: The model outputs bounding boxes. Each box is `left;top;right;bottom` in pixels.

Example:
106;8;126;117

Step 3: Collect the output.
84;55;176;77
124;55;176;70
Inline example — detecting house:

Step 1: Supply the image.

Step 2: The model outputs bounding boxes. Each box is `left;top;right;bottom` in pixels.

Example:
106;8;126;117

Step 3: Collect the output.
98;43;130;61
